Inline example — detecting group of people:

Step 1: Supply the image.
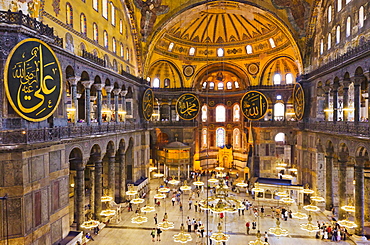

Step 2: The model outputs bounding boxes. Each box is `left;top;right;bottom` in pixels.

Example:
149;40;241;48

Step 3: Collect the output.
316;221;348;241
150;227;162;242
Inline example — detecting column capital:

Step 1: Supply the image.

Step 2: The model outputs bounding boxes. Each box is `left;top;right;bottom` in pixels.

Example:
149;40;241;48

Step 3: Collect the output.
67;76;81;85
323;85;331;93
342;78;351;89
120;90;128;97
94;84;105;91
105;86;114;93
82;80;94;89
354;75;365;86
113;88;122;95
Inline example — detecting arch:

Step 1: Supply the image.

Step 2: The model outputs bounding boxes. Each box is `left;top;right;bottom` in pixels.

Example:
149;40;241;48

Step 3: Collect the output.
126;138;134;182
260;56;299;86
147;60;183;88
69;147;83;170
66;66;75;78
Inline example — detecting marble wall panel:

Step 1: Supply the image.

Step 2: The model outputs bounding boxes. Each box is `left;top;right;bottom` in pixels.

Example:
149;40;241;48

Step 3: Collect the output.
49;150;61;173
30;155;45;182
51;219;62;245
24;193;33;234
59;177;69;208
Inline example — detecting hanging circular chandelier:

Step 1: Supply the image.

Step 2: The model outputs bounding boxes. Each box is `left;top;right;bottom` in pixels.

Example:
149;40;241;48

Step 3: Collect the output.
251;183;264;193
199;179;243;213
130;198;145;204
292;211;308;219
210;223;230;243
154;193;166;199
236;181;248;188
208;175;219;183
338;219;357;228
100;209;116;216
303;204;320;212
141;205;155;213
193;176;204;186
157;213;174;230
149;166;157;172
126;184;138;196
169;176;180;185
302;184;315;194
281;197;295;204
131;214;148;224
153;172;164;178
300;215;320;233
341;205;355;212
173;223;192;243
158;187;171;193
215;167;224;171
101;195;113;202
248;230;269;245
268;218;289;237
180;180;191;191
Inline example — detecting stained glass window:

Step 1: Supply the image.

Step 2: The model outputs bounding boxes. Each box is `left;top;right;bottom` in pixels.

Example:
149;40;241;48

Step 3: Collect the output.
216;128;225;148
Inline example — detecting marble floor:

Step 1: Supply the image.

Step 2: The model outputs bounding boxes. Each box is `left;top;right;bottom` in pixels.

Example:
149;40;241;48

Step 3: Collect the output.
85;179;354;245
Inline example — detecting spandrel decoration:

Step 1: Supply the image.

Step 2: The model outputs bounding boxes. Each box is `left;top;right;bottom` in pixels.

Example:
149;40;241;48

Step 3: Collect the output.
293;83;305;120
4;38;62;122
241;91;268;120
176;93;200;120
142;88;154;121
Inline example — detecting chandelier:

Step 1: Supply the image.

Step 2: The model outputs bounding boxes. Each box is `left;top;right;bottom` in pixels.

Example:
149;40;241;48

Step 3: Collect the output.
199;179;243;213
248;230;269;245
292;205;308;219
80;212;99;229
303;203;320;212
268;218;289;237
131;208;148;224
180;180;191;191
210;223;230;243
157;213;175;230
173;223;192;243
126;184;138;196
141;205;155;213
300;215;320;232
302;184;315;194
251;183;264;193
169;176;180;185
193;176;204;186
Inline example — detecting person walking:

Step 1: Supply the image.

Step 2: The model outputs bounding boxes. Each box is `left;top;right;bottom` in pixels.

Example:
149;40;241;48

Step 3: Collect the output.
195;201;198;212
154;213;158;225
189;199;192;210
172;196;176;206
246;221;250;234
208;230;213;245
150;229;156;242
264;231;268;242
156;227;162;241
187;217;192;232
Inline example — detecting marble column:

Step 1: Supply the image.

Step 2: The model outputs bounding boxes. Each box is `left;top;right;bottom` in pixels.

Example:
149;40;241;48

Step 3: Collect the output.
113;89;121;123
94;84;105;125
338;158;348;220
108;154;116;199
342;79;350;122
354;77;363;123
67;76;80;123
355;157;365;235
88;164;95;215
325;154;334;210
82;81;94;125
94;160;103;221
75;165;85;230
333;82;339;122
105;86;113;110
119;153;126;203
324;85;330;121
121;90;128;121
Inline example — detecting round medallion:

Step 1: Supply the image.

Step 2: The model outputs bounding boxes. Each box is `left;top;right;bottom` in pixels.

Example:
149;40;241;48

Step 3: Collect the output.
240;91;268;120
248;63;259;75
176;93;200;120
183;65;194;77
4;38;62;122
142;88;154;121
293;83;305;120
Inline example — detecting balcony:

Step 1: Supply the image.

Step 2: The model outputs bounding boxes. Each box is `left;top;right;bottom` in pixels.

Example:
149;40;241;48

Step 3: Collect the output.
149;120;198;128
0;10;63;47
0;122;145;145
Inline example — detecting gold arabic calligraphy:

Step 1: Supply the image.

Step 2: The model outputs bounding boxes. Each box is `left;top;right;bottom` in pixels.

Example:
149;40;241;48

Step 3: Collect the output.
143;89;154;120
241;91;268;120
177;94;199;120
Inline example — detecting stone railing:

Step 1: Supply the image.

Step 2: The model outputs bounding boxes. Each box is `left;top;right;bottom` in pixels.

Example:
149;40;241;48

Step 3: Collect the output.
0;10;63;47
81;50;105;67
0;122;144;144
149;120;198;127
305;121;370;137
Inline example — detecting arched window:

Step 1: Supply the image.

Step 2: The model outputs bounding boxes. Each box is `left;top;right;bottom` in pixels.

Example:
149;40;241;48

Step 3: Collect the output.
233;128;240;148
153;78;160;88
337;0;342;12
273;74;281;85
93;0;99;11
189;47;196;56
120;44;124;57
217;48;224;57
320;39;324;54
246;45;253;54
233;104;240;122
103;31;108;48
216;105;226;122
126;48;129;61
226;81;232;89
209;82;215;90
234;81;239;88
80;13;86;35
66;3;73;27
202;128;208;148
102;0;108;18
217;82;224;90
285;74;293;84
112;38;116;53
269;38;276;48
164;78;170;87
201;105;207;122
168;42;174;52
93;23;98;42
110;2;115;26
336;26;341;44
346;17;351;37
120;19;123;33
275;132;285;142
345;0;351;4
328;5;332;23
274;103;285;121
216;128;225;148
359;6;364;28
202;82;207;89
328;33;331;50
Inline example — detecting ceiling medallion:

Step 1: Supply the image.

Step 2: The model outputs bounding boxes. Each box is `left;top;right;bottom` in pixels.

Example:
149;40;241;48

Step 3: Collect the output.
183;65;195;77
248;63;259;75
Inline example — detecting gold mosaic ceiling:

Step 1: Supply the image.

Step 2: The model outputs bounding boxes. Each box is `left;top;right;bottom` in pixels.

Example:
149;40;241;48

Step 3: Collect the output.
166;2;277;45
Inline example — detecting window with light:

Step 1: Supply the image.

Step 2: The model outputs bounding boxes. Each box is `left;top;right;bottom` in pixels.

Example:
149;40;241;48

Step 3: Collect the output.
346;17;351;37
269;38;276;48
233;104;240;122
216;127;225;148
201;105;207;122
217;82;224;90
102;0;108;19
120;44;124;57
216;105;226;122
274;103;285;121
328;33;331;50
153;78;160;88
93;23;98;42
110;2;115;26
234;81;239;88
359;6;364;28
93;0;98;11
112;38;116;53
273;74;281;85
328;5;332;23
209;82;214;90
202;129;208;147
80;13;86;35
337;0;342;12
285;74;293;84
226;82;232;89
168;42;174;52
246;45;253;54
217;48;224;57
336;26;341;44
66;3;73;27
233;128;240;148
103;31;108;48
189;47;195;56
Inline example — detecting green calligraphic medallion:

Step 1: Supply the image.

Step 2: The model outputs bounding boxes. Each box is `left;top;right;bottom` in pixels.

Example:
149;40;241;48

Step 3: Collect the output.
4;38;62;122
176;93;200;120
293;83;305;120
241;91;268;120
142;88;154;121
